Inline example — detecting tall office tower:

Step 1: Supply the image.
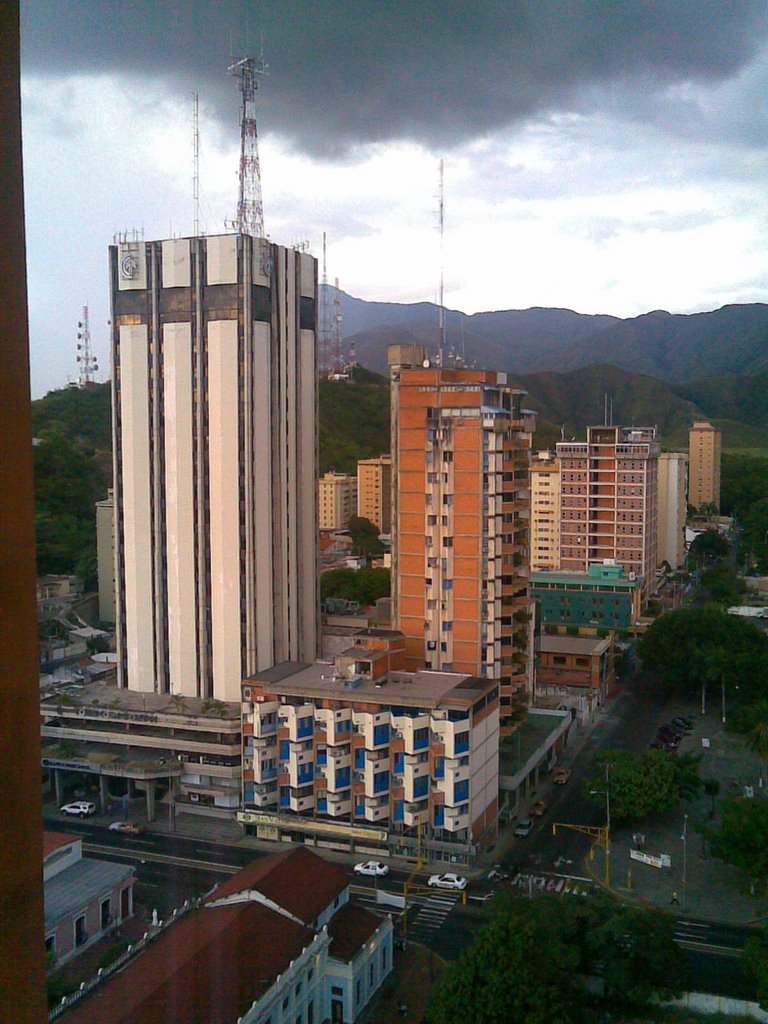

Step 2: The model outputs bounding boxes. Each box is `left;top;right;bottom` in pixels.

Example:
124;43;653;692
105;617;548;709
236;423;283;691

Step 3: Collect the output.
318;471;357;531
688;420;721;512
95;489;116;623
110;233;318;702
357;455;392;534
530;451;561;571
389;345;536;715
658;453;688;569
557;426;660;600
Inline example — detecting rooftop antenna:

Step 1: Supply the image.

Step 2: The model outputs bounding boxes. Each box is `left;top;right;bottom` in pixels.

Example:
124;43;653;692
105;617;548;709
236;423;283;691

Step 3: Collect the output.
192;92;200;235
437;158;446;367
332;278;344;374
320;233;331;374
76;305;98;387
227;44;267;236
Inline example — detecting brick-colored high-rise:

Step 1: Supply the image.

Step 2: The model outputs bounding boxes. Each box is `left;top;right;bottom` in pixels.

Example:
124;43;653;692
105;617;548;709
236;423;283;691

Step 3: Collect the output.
688;420;721;512
389;345;536;717
357;455;392;533
556;426;660;601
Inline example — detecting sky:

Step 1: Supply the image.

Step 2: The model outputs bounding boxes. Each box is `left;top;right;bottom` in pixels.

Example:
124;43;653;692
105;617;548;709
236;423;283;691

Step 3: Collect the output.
20;0;768;397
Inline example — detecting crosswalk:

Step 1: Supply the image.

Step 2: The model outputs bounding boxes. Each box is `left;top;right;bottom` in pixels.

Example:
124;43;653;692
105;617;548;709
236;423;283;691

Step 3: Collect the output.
407;892;460;942
511;871;594;898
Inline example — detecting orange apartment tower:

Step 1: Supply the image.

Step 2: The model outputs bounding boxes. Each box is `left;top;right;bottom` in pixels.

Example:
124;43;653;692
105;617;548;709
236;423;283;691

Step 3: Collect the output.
388;345;536;718
556;425;660;601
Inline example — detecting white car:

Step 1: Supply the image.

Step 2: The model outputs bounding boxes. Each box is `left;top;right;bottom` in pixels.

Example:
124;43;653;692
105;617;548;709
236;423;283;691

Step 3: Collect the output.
108;821;144;835
354;860;389;877
60;801;96;817
427;873;467;891
514;818;534;837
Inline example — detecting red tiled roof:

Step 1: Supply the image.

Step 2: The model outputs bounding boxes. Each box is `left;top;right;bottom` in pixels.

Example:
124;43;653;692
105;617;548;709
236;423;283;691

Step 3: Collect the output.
327;903;385;962
210;846;349;924
61;901;313;1024
43;831;79;858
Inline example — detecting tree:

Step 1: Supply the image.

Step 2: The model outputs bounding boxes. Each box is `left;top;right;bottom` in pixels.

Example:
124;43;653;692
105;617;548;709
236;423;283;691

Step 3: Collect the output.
708;798;768;885
746;699;768;784
320;567;390;606
689;529;729;565
347;515;385;556
703;778;720;816
584;750;680;824
742;497;768;574
700;563;745;606
745;935;768;1010
672;752;703;803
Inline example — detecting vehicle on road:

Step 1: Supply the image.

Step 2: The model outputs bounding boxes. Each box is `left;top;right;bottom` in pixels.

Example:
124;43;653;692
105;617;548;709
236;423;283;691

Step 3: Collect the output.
553;767;572;785
672;717;694;732
108;821;144;835
658;726;682;742
531;800;548;817
354;860;389;877
427;873;467;891
61;801;96;818
514;818;534;837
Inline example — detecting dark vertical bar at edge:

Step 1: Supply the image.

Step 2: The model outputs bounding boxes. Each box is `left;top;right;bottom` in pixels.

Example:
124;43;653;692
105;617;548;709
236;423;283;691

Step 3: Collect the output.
0;2;48;1019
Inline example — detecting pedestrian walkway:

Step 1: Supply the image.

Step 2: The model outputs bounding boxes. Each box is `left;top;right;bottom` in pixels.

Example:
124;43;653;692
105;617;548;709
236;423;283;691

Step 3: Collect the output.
407;892;460;943
511;870;594;899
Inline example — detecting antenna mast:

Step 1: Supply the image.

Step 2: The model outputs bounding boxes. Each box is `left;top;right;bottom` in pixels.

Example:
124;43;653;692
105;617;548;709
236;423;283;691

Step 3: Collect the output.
438;158;446;367
227;49;267;236
76;305;98;387
333;278;344;374
193;93;200;235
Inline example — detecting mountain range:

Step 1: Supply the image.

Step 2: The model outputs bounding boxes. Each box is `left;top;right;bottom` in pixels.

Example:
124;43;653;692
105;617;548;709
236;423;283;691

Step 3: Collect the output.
331;289;768;383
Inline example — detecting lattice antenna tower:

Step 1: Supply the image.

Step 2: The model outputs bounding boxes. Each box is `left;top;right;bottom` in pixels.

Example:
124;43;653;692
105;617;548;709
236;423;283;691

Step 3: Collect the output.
333;278;344;374
437;158;447;367
319;233;332;374
76;305;98;387
227;48;267;237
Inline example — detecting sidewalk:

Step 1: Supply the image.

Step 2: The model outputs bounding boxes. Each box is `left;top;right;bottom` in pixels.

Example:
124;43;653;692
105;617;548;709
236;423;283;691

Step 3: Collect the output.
359;944;445;1024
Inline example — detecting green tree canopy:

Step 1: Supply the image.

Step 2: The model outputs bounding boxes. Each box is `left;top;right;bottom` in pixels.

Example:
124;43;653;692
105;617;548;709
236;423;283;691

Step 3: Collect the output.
637;606;768;705
700;563;746;606
742;497;768;574
347;515;385;556
583;749;681;824
689;529;729;564
708;797;768;885
320;567;390;606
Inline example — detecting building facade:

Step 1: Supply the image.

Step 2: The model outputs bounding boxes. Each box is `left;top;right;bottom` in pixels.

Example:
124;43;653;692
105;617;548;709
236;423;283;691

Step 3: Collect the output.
530;451;561;571
319;471;358;531
531;562;642;629
44;832;134;967
357;455;392;534
388;345;536;718
657;452;688;569
688;420;721;512
109;233;318;702
95;490;116;624
240;630;500;864
556;426;660;601
536;633;615;710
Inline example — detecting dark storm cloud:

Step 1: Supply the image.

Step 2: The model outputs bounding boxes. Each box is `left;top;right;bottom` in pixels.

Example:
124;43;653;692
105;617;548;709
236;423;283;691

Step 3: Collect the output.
20;0;768;153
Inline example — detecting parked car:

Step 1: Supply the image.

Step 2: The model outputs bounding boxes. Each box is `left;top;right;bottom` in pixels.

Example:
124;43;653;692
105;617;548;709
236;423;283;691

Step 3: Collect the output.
514;818;534;837
427;873;467;891
354;860;389;877
531;800;548;817
61;801;96;818
672;717;694;732
108;821;144;835
553;767;572;785
658;726;682;742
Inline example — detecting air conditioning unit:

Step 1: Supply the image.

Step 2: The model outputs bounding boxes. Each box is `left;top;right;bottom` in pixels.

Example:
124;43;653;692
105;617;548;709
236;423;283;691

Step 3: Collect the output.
243;687;252;701
189;793;199;803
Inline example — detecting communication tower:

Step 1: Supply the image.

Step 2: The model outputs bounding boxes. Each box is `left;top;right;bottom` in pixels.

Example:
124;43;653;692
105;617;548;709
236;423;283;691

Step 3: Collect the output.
320;233;332;374
76;305;98;387
227;50;267;237
332;278;344;375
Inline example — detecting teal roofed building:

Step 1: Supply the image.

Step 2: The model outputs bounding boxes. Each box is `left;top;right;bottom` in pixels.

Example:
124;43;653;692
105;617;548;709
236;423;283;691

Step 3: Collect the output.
531;561;642;629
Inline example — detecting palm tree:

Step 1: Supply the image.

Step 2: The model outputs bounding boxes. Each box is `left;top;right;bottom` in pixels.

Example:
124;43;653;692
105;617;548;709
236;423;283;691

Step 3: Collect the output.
747;699;768;786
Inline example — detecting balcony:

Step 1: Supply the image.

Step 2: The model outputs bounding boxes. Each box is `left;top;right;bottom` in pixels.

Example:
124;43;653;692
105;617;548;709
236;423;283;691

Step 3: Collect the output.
443;807;470;832
325;795;352;817
403;800;429;827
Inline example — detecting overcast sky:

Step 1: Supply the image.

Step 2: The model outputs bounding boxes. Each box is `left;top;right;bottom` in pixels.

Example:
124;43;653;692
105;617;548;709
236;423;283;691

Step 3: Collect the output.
20;1;768;396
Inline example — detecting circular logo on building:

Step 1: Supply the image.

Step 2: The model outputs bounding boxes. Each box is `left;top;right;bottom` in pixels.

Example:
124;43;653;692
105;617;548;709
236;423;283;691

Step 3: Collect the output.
120;252;140;279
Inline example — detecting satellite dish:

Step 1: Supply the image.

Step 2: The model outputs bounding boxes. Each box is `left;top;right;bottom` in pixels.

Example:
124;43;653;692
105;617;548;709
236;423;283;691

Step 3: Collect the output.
422;358;431;368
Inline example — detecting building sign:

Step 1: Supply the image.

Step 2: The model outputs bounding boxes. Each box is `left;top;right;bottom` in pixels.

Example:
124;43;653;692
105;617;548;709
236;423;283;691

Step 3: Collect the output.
238;811;387;843
117;241;147;291
73;706;159;724
43;757;100;774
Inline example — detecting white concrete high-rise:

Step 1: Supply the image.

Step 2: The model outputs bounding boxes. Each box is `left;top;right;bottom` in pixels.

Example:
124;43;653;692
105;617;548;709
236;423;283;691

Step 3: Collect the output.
658;453;688;569
110;233;319;701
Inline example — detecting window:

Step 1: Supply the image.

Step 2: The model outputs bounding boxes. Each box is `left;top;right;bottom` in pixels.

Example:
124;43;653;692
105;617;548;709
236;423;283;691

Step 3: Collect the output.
331;986;344;996
100;897;111;930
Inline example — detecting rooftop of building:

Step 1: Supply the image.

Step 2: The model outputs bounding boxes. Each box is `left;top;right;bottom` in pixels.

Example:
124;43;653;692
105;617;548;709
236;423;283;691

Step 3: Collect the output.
250;661;492;708
40;679;240;722
537;634;612;657
43;831;79;858
41;739;188;777
531;563;640;588
45;857;134;929
498;709;572;779
327;903;383;962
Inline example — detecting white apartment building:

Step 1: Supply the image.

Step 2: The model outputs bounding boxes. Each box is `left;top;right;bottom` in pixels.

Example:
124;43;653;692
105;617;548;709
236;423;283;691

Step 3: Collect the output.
109;233;319;701
319;471;358;531
530;451;561;571
658;452;688;569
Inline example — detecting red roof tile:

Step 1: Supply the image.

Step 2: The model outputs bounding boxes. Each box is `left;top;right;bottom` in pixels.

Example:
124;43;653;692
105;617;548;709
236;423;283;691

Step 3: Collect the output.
61;901;313;1024
210;846;349;924
327;903;385;962
43;831;79;858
